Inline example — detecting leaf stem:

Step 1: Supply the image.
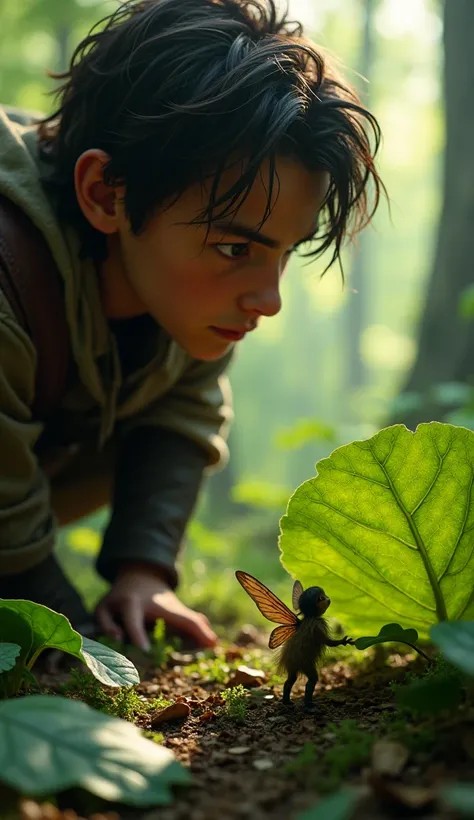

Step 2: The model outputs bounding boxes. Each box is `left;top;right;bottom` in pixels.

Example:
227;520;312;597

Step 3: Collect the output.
401;641;434;663
26;647;44;670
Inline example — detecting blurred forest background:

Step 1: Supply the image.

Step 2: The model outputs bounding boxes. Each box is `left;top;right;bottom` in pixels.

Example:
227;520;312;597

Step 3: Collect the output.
2;0;472;631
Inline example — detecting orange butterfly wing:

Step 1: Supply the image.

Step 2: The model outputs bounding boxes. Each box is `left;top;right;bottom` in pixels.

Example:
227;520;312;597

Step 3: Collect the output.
269;624;298;649
235;571;298;626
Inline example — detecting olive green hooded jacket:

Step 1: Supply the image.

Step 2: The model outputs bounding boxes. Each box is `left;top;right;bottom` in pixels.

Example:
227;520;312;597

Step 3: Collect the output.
0;106;233;586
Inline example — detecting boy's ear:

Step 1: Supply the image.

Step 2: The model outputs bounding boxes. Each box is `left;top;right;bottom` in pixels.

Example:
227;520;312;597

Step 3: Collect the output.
74;148;124;234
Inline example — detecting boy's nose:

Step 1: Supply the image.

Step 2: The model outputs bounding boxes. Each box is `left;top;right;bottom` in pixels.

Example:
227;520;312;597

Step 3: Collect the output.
238;284;282;318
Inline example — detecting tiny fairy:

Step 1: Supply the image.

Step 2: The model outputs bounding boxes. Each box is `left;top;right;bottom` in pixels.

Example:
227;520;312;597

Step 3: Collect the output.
235;571;354;709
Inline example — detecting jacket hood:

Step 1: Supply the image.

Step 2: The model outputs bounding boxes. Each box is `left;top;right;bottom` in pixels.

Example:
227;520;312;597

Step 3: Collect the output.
0;106;121;442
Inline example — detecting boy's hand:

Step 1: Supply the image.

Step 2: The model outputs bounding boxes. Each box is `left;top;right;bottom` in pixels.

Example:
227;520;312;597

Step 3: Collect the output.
94;563;217;651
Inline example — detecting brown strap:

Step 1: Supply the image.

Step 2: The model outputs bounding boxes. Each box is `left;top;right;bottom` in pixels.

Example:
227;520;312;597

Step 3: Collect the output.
0;194;70;419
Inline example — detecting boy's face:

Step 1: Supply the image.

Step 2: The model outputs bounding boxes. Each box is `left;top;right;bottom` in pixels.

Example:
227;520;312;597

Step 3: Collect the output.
105;157;329;360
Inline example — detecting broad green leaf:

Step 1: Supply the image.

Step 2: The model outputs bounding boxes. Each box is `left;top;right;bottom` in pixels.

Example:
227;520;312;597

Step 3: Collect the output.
0;600;82;665
0;601;139;687
0;695;190;805
430;621;474;676
353;623;419;651
0;644;21;673
80;637;140;687
396;673;463;714
297;788;359;819
442;783;474;816
280;423;474;638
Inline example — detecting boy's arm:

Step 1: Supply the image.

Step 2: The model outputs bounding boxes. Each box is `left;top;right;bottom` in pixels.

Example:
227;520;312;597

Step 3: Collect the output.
0;295;55;575
95;351;234;587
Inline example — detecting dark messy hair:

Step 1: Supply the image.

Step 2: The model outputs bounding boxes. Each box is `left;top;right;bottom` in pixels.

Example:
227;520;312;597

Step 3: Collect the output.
37;0;384;268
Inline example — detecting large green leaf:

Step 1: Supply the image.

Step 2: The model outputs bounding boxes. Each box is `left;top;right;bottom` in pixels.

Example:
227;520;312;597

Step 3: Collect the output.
0;601;139;687
81;637;140;687
430;621;474;676
280;423;474;638
0;644;21;673
0;695;190;805
0;600;82;665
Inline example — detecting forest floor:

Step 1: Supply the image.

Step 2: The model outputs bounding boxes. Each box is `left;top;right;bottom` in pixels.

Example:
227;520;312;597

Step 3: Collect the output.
3;631;473;820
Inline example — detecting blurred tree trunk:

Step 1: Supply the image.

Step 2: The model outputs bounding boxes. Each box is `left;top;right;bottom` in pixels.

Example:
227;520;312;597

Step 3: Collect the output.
389;0;474;429
345;0;376;392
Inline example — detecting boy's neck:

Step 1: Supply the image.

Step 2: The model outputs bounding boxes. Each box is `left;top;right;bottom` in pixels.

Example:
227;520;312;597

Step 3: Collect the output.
98;235;147;320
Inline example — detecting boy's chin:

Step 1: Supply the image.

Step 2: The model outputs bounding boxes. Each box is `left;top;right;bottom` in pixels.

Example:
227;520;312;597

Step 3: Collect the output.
176;329;235;361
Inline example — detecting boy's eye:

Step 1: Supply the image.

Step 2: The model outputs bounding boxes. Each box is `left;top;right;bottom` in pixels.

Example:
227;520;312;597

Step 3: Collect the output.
215;243;250;259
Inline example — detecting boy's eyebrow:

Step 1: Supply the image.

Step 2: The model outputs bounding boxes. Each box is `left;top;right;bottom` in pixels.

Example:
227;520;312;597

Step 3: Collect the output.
211;221;317;249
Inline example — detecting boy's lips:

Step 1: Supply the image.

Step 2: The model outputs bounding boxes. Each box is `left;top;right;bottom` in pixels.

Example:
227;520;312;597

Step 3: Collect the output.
210;326;253;341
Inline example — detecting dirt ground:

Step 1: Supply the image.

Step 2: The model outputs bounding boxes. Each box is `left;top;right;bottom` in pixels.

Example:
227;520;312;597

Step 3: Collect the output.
4;635;474;820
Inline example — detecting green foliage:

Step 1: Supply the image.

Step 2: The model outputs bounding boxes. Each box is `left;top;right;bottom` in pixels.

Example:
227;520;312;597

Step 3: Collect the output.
231;480;291;510
459;284;474;320
321;721;373;781
0;599;139;696
284;721;373;795
441;783;474;817
284;742;317;778
0;644;21;673
430;620;474;676
280;423;474;637
149;618;179;668
297;788;359;820
0;695;189;805
275;418;336;451
58;669;170;720
395;671;464;715
220;684;248;723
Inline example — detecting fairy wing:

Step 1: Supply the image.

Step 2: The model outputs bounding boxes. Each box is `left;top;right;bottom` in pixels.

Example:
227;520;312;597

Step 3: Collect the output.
235;571;298;626
292;580;304;611
269;624;298;649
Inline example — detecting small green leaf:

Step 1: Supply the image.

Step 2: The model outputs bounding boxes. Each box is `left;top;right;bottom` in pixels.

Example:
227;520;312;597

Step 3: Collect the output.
0;610;35;697
353;623;419;651
280;423;474;638
430;621;474;676
297;788;359;819
0;695;190;805
0;644;21;673
80;637;140;687
442;783;474;816
396;673;463;714
0;608;34;663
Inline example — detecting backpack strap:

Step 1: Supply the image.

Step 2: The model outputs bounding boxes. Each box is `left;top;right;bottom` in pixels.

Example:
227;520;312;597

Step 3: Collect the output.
0;194;70;419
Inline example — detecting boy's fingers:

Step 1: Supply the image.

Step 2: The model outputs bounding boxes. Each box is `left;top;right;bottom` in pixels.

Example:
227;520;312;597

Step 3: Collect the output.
163;608;217;648
122;597;151;651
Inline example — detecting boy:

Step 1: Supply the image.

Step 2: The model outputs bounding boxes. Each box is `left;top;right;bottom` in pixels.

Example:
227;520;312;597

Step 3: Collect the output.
0;0;382;651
